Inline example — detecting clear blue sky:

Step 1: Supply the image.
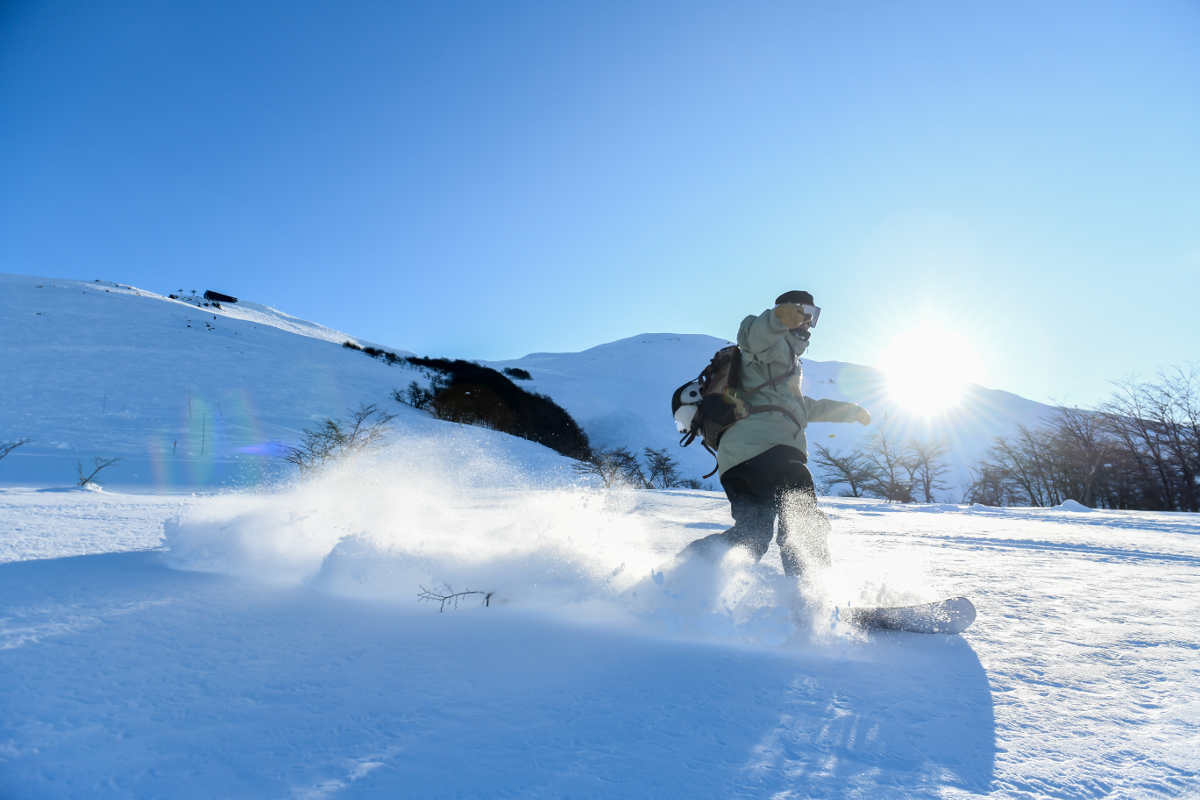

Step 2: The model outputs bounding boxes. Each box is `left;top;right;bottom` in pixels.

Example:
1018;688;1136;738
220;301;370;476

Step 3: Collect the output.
3;0;1197;408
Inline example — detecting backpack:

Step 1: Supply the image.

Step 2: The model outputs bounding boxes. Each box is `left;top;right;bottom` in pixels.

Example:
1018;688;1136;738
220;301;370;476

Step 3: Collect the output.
671;345;802;477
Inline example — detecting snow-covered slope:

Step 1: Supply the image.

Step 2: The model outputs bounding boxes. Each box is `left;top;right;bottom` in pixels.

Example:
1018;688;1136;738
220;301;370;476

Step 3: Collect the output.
490;334;1057;496
2;471;1198;797
0;274;423;488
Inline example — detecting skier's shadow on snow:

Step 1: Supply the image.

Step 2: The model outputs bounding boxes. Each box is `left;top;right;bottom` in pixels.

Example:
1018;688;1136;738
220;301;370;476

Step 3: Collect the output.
0;552;995;799
733;632;996;798
682;521;728;531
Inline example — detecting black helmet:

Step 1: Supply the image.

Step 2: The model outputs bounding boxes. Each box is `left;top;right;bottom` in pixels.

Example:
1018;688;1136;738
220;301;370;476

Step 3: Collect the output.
775;290;815;306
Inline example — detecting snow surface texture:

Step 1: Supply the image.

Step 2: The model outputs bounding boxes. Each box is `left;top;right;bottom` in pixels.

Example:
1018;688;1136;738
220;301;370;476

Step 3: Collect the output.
0;273;1055;496
3;439;1199;798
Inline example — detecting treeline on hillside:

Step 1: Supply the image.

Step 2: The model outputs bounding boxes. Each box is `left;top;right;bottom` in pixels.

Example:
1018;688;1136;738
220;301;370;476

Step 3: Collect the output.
405;357;591;461
817;367;1200;511
966;369;1200;511
344;342;591;461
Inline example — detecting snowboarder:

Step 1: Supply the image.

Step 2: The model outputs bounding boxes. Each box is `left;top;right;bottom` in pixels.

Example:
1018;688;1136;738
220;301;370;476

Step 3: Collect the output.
679;290;871;577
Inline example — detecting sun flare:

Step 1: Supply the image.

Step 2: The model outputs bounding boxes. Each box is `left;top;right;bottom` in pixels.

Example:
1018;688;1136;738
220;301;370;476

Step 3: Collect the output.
880;320;982;416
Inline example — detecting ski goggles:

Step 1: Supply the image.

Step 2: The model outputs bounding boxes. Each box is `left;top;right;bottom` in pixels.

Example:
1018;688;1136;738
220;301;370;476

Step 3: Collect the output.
795;303;821;327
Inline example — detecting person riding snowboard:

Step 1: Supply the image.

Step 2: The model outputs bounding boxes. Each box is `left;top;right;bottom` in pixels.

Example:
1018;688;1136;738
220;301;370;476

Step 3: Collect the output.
679;290;871;577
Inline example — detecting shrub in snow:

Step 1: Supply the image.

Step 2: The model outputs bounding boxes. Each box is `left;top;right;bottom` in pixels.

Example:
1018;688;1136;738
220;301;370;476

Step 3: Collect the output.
77;456;121;487
394;381;435;411
643;447;700;489
433;383;517;431
340;345;587;459
575;447;700;490
352;344;408;364
574;447;648;488
284;403;395;474
407;357;591;461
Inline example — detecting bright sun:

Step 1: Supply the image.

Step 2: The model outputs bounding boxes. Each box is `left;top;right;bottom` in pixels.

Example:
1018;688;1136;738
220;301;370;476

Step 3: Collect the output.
879;320;982;416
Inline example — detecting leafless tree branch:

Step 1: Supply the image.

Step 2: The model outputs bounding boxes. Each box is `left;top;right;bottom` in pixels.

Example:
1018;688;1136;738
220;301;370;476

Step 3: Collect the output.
418;584;495;612
77;456;121;487
0;438;31;462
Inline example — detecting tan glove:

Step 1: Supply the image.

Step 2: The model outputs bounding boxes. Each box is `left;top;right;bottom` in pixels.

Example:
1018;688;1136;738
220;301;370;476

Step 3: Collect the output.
774;303;811;329
856;407;871;426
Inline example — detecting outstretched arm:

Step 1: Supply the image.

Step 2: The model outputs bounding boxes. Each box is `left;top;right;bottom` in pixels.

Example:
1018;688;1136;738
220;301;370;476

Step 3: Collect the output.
802;397;871;425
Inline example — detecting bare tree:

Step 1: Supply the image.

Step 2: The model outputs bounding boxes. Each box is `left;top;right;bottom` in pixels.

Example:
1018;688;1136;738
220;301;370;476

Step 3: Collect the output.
1146;367;1200;511
1;438;30;462
907;439;951;503
77;456;121;487
813;443;876;497
1103;379;1178;510
989;425;1055;506
643;447;683;489
1049;406;1112;508
284;403;396;473
965;463;1011;506
573;447;648;488
863;432;916;502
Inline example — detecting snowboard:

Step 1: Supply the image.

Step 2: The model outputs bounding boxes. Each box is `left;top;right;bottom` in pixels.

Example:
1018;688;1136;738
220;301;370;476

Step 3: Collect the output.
840;596;976;634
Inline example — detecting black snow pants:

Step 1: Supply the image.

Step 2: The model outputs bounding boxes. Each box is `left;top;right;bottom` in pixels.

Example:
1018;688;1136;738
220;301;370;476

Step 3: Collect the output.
679;445;831;577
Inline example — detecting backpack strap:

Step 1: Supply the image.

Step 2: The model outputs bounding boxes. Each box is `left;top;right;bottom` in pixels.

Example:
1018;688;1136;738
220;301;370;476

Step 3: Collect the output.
697;403;804;479
741;359;797;394
701;442;720;479
746;404;807;445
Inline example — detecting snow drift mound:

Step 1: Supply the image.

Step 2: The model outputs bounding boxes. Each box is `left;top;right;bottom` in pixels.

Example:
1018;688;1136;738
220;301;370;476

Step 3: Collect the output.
163;429;670;616
162;428;622;587
161;430;901;646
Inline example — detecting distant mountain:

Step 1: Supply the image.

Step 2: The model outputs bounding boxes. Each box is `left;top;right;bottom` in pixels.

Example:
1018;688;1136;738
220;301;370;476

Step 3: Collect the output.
0;275;1058;498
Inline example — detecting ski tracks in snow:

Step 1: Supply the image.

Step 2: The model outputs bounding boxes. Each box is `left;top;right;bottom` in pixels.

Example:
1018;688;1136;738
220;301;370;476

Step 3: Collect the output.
0;598;173;650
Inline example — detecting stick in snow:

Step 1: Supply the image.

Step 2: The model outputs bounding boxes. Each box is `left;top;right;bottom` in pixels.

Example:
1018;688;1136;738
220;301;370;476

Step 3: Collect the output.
418;585;495;613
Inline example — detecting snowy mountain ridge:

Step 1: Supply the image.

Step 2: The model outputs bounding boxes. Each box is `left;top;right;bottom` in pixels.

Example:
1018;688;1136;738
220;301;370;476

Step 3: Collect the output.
2;273;1053;495
34;276;362;345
